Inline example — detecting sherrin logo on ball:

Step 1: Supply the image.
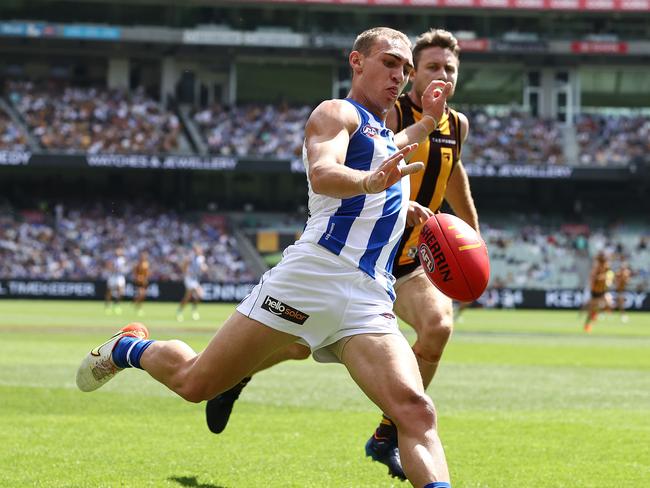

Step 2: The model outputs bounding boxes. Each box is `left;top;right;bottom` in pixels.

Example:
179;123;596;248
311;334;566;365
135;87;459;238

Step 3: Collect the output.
417;213;490;302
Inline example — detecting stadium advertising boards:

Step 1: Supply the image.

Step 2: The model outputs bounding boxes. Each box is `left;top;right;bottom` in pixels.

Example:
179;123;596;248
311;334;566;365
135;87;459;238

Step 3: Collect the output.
478;288;649;310
2;150;641;180
0;22;121;40
0;279;256;303
0;150;288;172
2;279;647;310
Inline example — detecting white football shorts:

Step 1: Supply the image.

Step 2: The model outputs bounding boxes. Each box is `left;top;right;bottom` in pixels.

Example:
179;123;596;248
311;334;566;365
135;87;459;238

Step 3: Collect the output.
184;277;201;291
237;242;403;363
107;275;126;290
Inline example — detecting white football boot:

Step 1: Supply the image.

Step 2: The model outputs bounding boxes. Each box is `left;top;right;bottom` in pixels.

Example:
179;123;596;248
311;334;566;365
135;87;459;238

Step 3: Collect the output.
76;323;149;392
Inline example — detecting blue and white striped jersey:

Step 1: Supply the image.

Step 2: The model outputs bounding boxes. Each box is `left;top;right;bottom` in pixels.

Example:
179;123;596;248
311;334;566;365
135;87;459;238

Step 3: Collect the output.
186;254;206;280
298;98;409;300
109;255;128;279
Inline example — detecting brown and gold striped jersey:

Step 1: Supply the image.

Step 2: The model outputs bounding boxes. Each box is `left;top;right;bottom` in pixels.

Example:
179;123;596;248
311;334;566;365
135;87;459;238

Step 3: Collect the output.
392;93;464;279
615;267;631;292
134;260;150;285
591;263;610;295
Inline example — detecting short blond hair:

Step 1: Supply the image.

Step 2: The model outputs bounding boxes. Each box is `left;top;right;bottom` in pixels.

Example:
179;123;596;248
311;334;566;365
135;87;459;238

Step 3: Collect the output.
352;27;411;56
413;29;460;68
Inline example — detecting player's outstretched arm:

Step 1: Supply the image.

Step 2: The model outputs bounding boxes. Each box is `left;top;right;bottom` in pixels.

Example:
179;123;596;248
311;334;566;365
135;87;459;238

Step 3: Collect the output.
445;112;480;232
307;101;422;198
392;80;452;149
446;161;479;232
421;80;453;123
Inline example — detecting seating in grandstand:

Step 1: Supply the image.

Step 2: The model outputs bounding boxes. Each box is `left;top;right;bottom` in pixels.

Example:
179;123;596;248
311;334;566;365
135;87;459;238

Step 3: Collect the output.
1;80;648;167
0;203;254;283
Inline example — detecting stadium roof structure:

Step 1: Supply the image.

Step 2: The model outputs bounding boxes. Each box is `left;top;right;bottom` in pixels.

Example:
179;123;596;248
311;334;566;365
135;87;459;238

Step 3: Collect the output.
231;0;650;12
31;0;650;11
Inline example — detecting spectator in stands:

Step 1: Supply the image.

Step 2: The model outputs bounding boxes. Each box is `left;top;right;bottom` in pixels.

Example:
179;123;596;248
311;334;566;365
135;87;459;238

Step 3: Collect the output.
5;79;649;168
576;113;650;167
0;202;254;284
7;81;181;154
0;109;27;149
192;102;310;158
462;109;565;166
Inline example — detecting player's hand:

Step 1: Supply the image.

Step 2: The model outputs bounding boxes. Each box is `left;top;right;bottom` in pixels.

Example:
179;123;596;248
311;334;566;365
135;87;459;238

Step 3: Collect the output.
406;201;433;226
421;81;452;128
361;144;423;194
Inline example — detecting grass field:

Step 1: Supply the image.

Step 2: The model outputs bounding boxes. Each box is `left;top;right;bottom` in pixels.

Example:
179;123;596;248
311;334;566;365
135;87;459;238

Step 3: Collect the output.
1;300;649;487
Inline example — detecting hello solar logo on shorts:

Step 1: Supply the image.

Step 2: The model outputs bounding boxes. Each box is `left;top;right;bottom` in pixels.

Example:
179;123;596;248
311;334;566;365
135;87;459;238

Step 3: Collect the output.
262;295;309;325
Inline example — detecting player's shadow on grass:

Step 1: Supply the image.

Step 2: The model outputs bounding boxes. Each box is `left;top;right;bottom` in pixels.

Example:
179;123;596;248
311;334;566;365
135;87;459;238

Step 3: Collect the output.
169;475;227;488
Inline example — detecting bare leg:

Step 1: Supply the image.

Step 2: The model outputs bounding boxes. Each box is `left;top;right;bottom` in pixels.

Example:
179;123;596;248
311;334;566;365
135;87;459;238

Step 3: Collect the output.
115;286;124;310
394;273;454;389
203;341;312;434
191;289;201;308
178;290;191;310
252;342;311;374
134;287;145;306
341;333;450;486
140;311;299;402
584;298;598;331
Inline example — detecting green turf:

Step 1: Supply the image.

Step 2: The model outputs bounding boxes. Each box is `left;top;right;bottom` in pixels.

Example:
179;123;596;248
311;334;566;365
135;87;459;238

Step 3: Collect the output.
1;300;649;487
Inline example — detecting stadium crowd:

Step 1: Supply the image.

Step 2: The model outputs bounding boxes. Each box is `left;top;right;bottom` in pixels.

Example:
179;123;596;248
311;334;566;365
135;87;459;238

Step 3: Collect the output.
2;83;649;167
192;103;310;159
483;218;650;292
5;81;182;154
461;109;566;166
0;108;28;150
576;113;650;166
190;104;572;166
1;199;647;292
0;202;254;283
190;104;650;167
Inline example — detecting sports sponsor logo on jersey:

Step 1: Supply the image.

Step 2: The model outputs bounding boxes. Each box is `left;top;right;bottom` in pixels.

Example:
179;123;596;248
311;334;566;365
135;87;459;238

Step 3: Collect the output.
261;295;309;325
379;312;396;320
361;124;379;138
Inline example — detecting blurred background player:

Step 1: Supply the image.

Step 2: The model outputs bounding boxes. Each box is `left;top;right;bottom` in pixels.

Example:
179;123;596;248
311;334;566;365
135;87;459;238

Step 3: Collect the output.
614;261;632;323
132;251;150;317
104;247;128;315
177;244;208;322
583;252;613;332
204;28;479;482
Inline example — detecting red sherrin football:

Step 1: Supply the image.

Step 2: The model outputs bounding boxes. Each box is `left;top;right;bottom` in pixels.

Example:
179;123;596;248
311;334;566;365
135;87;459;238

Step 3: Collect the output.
417;213;490;302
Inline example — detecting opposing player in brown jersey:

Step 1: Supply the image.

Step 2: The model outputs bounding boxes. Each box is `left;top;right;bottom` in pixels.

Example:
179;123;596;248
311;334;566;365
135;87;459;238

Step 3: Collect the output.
204;29;479;482
584;252;613;333
133;251;150;317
